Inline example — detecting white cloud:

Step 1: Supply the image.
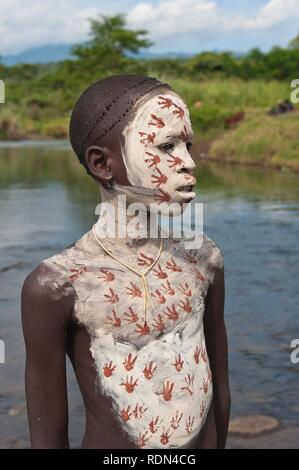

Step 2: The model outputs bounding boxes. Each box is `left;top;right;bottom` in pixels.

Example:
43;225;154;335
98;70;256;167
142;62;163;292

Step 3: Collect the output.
127;0;219;37
0;0;298;55
225;0;299;31
127;0;299;38
0;0;98;54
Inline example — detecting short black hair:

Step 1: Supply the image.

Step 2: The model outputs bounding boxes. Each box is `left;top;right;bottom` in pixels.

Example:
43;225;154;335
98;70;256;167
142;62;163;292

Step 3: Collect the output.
69;74;172;168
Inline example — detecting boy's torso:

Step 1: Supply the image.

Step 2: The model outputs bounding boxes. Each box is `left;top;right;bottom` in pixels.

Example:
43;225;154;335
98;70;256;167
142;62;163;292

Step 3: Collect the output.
41;229;222;448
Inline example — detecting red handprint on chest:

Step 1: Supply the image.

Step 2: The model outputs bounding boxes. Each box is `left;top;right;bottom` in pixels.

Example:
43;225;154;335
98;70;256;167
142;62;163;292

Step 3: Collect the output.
120;376;139;393
126;281;142;298
103;287;119;304
98;268;115;283
137;252;155;267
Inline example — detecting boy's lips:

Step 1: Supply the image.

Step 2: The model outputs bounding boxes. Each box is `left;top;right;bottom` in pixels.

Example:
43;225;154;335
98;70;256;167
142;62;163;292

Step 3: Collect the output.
175;176;196;195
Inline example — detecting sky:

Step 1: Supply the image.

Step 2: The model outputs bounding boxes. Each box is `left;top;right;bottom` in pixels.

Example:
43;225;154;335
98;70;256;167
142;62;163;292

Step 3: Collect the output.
0;0;298;56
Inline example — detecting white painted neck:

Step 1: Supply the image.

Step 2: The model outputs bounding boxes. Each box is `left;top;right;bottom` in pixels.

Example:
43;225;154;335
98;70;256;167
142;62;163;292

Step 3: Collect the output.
94;181;159;247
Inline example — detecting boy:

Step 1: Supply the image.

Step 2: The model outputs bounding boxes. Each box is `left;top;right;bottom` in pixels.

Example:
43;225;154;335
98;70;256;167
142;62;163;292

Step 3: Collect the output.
22;74;230;449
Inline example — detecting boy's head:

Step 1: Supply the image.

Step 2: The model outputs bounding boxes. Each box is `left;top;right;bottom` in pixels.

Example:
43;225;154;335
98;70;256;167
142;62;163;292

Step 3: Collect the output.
70;74;196;205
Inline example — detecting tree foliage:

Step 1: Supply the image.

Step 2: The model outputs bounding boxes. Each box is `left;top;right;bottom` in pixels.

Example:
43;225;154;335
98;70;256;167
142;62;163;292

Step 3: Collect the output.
71;14;152;71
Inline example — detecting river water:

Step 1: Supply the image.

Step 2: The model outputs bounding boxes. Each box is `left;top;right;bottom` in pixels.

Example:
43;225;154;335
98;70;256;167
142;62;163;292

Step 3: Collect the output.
0;141;298;448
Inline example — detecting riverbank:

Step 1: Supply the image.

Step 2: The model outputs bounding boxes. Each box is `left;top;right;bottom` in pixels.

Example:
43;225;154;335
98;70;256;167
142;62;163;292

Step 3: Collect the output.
193;112;299;174
0;78;298;172
209;110;299;173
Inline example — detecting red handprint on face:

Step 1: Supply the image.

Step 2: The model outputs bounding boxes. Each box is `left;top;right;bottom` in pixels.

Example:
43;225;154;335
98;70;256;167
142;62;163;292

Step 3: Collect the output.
103;287;119;304
180;125;189;142
178;282;192;297
181;373;194;396
170;410;183;430
163;380;174;401
173;353;184;372
152;314;166;333
123;353;137;371
151;288;166;304
164;304;179;321
135;320;150;336
166;256;182;272
68;265;87;281
120;376;138;393
124;307;139;324
148;114;165;128
120;405;132;422
98;268;115;283
149;415;161;433
161;280;175;296
160;428;172;445
139;131;156;145
154;188;171;204
178;297;192;313
103;361;116;377
144;151;161;169
167;153;183;169
137;252;155;267
143;361;157;380
126;281;142;298
153;263;168;279
185;415;195;433
151;167;168;188
172;103;185;119
105;309;121;327
157;96;174;109
191;266;206;281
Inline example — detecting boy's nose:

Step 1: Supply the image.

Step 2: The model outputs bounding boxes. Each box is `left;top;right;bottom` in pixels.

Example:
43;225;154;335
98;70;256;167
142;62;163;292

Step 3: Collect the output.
177;153;196;174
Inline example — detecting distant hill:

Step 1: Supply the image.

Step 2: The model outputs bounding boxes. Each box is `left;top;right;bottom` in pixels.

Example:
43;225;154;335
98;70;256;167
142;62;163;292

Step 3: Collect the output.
2;45;73;66
129;51;192;59
2;44;192;66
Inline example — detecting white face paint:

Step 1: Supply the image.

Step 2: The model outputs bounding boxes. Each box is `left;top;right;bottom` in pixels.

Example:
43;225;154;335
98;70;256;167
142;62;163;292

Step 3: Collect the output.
122;93;197;209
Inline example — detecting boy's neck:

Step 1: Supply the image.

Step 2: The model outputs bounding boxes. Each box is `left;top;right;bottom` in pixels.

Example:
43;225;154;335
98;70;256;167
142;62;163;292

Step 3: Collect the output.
94;182;160;248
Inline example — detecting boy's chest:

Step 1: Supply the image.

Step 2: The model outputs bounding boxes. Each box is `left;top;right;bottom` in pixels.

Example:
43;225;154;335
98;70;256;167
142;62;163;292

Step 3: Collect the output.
68;245;210;346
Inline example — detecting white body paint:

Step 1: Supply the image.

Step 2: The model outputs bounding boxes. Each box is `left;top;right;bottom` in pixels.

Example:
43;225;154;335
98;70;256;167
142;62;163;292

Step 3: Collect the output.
91;307;212;448
41;208;223;448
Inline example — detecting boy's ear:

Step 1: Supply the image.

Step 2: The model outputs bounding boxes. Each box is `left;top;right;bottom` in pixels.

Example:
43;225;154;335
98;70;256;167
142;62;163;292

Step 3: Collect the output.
85;145;113;185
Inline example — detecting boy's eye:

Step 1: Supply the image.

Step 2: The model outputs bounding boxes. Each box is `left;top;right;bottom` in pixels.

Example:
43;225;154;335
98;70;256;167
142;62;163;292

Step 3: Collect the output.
158;143;175;153
186;142;193;152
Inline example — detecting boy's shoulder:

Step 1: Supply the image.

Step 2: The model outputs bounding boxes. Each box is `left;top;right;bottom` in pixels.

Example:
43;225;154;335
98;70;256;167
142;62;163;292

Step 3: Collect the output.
30;229;97;300
169;230;224;282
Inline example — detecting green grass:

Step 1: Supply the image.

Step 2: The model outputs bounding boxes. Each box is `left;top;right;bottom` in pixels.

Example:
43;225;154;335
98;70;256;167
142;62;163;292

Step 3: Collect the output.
169;78;291;135
167;78;299;172
1;76;298;172
210;110;299;172
168;78;290;109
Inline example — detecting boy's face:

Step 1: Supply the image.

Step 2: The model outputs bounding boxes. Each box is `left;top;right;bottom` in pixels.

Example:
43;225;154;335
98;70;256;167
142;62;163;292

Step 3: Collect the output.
121;92;197;206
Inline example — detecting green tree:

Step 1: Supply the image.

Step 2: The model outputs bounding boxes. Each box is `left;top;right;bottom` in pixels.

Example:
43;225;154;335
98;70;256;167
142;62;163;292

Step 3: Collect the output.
71;14;152;71
288;33;299;50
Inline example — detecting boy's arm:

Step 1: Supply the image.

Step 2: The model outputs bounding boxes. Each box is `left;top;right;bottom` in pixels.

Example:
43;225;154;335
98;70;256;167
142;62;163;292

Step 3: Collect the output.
21;265;74;448
203;263;230;448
